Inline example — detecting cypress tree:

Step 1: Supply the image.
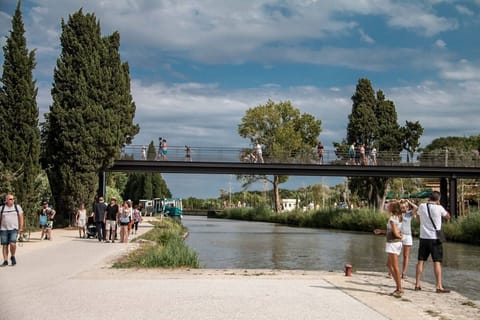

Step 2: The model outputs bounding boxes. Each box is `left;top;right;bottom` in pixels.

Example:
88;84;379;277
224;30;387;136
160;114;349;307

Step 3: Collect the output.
42;10;138;224
0;1;40;225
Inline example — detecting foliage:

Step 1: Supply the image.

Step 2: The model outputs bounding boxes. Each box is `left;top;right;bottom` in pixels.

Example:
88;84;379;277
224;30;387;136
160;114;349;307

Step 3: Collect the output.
418;136;480;166
0;2;41;222
445;212;480;245
214;206;480;245
339;79;423;209
113;219;199;268
41;9;139;224
238;99;322;212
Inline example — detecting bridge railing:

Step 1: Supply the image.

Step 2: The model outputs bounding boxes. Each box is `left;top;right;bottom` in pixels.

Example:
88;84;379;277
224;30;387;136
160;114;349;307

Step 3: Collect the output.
121;145;480;167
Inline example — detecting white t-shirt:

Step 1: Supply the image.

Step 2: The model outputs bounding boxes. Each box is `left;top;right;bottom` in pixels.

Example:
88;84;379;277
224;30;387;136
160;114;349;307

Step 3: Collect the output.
418;202;448;239
0;204;23;230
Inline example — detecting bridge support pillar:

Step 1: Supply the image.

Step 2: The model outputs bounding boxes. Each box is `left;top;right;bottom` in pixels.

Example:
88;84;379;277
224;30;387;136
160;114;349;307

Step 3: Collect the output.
440;178;448;209
449;177;457;219
98;171;106;198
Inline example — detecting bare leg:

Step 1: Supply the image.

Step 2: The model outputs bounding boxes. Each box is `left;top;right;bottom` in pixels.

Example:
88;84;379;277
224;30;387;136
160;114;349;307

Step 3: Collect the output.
10;242;16;257
388;254;402;292
415;260;424;288
434;261;444;289
2;245;8;262
402;245;411;277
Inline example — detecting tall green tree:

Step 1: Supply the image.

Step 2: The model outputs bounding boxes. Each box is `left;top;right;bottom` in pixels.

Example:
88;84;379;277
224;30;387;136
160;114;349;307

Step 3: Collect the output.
401;121;424;163
0;1;40;224
41;9;138;224
238;99;322;212
342;79;423;209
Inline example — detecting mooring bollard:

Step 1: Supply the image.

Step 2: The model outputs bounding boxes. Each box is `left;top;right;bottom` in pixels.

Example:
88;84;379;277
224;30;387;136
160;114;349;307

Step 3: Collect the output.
345;264;352;276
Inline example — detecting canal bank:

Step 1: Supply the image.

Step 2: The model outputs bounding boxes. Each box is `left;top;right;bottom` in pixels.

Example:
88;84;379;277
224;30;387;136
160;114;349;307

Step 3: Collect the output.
0;222;478;320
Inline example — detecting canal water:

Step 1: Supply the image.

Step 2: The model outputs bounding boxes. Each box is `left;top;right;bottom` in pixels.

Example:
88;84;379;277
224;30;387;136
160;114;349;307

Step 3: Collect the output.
183;215;480;301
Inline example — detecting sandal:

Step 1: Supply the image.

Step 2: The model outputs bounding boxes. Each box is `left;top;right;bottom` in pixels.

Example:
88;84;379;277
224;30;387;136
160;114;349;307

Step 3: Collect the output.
414;286;422;291
436;288;450;293
401;273;407;279
390;290;403;298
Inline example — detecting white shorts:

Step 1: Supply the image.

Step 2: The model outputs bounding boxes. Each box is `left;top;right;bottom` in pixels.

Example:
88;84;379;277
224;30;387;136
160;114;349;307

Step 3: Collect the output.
77;219;86;227
386;242;402;255
402;234;413;246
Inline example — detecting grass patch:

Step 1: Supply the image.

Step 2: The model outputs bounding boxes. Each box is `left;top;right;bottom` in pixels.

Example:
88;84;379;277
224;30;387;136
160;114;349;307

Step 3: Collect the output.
212;207;480;245
113;219;200;269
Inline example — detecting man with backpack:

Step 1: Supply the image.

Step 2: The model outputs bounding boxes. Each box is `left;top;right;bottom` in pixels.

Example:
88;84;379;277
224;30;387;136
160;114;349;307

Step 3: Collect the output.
0;193;23;266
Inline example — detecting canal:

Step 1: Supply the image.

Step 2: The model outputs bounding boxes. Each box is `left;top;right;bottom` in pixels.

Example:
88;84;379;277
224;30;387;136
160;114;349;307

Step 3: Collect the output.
183;215;480;301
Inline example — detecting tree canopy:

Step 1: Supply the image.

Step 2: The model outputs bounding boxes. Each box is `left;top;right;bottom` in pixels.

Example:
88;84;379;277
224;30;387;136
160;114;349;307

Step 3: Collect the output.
41;9;139;223
342;78;423;209
0;1;40;224
238;99;322;212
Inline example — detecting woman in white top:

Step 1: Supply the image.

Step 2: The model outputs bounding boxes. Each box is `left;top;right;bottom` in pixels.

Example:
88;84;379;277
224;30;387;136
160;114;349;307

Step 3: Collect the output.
75;203;87;238
399;199;418;279
385;201;404;297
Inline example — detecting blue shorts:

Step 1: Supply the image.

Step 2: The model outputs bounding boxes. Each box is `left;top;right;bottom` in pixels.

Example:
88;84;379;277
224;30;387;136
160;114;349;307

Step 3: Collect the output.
0;229;18;245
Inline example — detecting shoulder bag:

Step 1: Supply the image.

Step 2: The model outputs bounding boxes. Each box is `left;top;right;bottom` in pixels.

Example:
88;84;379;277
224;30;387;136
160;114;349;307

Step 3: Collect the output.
426;204;447;243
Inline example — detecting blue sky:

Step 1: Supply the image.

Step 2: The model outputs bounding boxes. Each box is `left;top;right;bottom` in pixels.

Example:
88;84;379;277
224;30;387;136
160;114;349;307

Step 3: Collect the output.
1;0;479;198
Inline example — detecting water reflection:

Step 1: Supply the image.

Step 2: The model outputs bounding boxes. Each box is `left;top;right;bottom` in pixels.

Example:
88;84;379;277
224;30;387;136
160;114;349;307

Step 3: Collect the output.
183;216;480;301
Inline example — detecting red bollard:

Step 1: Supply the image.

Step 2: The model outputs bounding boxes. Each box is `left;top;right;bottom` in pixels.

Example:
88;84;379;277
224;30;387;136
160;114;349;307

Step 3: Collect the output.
345;264;352;276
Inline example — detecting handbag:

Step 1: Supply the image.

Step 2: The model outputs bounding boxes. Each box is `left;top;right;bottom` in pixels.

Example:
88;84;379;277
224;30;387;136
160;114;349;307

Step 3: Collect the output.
39;215;48;226
426;204;446;243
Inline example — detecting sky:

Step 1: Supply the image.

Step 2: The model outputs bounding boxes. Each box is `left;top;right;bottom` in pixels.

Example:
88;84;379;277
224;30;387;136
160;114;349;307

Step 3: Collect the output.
1;0;479;199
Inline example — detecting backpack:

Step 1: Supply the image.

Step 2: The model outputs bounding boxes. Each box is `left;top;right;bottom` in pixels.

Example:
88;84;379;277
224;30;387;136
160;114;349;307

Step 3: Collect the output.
0;204;20;226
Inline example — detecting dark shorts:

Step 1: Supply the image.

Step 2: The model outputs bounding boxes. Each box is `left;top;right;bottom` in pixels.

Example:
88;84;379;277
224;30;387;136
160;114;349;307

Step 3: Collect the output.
0;229;18;245
418;238;443;262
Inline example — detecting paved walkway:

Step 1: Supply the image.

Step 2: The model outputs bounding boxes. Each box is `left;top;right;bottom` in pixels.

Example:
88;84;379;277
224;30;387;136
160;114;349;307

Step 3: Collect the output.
1;219;478;320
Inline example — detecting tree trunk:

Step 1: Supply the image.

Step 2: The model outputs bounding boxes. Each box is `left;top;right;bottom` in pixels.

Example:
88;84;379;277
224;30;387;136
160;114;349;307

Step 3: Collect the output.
273;175;281;213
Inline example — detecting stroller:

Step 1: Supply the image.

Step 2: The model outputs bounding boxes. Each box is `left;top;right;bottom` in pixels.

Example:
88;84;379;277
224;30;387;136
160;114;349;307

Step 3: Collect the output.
86;216;97;239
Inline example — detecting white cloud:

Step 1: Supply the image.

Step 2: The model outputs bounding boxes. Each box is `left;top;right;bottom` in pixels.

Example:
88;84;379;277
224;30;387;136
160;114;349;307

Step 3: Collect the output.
435;39;446;48
437;59;480;81
455;5;474;16
358;28;375;44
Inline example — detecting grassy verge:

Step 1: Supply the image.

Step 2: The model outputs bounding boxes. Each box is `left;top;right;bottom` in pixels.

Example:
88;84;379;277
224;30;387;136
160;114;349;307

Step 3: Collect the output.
213;206;480;245
112;218;200;268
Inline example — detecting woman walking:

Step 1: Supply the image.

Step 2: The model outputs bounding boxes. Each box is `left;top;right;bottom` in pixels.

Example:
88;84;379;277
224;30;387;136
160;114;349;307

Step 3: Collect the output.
75;203;87;238
118;201;132;243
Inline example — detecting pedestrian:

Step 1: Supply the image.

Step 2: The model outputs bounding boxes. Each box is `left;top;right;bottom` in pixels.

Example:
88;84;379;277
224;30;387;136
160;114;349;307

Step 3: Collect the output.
105;197;119;243
385;200;404;297
75;203;87;238
185;145;192;161
399;199;418;279
0;194;23;266
255;142;264;163
38;200;56;240
141;145;147;160
157;138;168;160
93;196;107;242
348;143;355;165
132;204;142;235
317;141;324;164
118;200;132;243
371;146;377;165
414;191;451;293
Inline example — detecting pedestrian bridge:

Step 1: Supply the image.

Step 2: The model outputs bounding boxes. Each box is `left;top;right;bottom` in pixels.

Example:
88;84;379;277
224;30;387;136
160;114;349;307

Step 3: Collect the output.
109;145;480;218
